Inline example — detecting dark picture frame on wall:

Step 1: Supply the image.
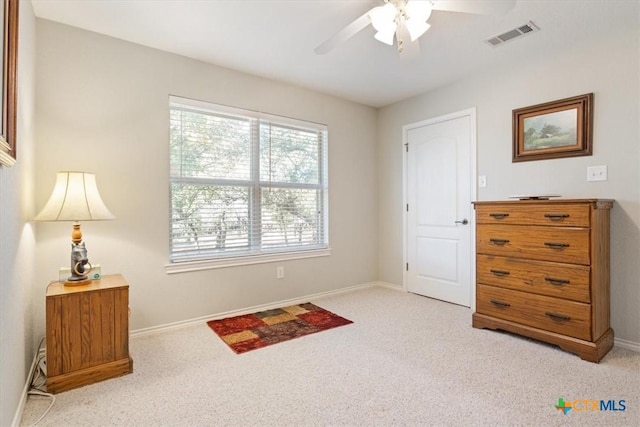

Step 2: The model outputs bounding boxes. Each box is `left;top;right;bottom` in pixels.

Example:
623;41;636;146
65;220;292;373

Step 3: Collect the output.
512;93;593;162
0;0;18;167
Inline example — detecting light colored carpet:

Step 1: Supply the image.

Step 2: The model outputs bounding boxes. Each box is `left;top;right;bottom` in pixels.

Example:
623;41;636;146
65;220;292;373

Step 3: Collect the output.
20;286;640;426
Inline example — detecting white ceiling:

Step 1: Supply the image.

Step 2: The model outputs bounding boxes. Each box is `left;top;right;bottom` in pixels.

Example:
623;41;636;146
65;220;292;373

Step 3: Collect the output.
31;0;638;108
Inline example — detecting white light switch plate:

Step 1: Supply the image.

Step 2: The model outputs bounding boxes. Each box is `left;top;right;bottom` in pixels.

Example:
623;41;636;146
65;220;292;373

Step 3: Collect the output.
478;175;487;188
587;165;607;182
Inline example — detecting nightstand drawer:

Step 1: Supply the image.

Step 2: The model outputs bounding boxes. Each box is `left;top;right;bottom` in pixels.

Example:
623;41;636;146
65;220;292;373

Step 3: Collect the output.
477;284;591;341
477;255;591;303
475;203;590;227
477;224;590;265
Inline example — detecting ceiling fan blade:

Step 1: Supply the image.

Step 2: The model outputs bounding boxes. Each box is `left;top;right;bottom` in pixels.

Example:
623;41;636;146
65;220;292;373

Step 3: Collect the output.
314;11;373;55
431;0;516;15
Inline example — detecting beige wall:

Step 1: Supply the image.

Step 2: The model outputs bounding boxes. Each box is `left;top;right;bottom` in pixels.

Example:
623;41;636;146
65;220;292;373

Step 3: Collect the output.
378;14;640;344
0;2;37;425
34;20;378;338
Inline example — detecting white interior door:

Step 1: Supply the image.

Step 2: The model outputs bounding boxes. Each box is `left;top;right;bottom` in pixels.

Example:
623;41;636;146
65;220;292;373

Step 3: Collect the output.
405;110;475;307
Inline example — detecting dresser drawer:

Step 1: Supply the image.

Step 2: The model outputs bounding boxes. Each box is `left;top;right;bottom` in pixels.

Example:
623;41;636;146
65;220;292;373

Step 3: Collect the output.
477;224;590;265
477;255;591;303
475;204;590;227
476;284;591;340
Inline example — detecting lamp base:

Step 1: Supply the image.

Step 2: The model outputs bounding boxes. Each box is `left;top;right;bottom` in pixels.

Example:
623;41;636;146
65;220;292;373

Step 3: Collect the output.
64;278;92;287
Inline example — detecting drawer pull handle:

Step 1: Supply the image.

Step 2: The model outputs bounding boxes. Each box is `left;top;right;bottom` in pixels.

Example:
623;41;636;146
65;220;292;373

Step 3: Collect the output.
490;269;510;277
545;312;571;322
544;213;570;221
489;238;510;246
489;213;509;219
544;242;570;249
545;277;570;286
490;299;511;308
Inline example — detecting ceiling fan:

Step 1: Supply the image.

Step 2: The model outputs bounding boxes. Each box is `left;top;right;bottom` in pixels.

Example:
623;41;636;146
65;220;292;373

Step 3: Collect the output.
314;0;516;55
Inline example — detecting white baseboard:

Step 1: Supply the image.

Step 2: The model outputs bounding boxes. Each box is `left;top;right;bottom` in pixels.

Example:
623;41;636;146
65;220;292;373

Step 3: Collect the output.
12;348;45;427
375;281;404;292
615;337;640;353
131;281;382;338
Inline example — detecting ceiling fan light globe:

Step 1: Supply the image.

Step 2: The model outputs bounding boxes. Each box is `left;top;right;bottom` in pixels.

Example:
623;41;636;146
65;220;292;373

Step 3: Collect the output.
374;29;396;46
369;3;397;32
407;21;431;41
405;0;433;22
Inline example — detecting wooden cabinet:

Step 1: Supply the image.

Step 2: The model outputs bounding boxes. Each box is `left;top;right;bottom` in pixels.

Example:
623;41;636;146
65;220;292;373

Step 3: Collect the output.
472;199;613;362
46;274;133;393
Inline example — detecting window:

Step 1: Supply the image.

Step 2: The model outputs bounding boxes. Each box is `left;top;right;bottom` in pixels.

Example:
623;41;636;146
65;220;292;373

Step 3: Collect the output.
169;96;329;266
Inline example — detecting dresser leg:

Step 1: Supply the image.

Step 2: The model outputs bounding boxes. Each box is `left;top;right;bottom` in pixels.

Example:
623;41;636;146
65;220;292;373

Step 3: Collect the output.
560;328;614;363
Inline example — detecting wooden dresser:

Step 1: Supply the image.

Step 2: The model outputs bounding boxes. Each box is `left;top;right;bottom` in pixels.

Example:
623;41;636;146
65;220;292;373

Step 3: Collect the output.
472;199;613;362
46;274;133;393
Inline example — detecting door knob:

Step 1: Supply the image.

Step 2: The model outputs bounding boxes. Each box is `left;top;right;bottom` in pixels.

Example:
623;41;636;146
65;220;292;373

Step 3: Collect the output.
455;219;469;225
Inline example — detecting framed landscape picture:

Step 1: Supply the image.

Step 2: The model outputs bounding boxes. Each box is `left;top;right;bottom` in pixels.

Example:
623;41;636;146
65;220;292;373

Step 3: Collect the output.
0;0;18;167
512;93;593;162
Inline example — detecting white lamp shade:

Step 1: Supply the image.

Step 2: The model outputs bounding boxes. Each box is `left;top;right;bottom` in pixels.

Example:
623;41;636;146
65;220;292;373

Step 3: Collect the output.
35;172;115;221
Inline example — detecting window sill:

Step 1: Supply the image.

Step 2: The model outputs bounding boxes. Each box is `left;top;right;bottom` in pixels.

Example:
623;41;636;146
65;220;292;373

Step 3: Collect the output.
165;248;332;274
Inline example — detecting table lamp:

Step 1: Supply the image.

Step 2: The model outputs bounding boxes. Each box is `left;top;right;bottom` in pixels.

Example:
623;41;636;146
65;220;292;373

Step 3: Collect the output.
35;171;115;286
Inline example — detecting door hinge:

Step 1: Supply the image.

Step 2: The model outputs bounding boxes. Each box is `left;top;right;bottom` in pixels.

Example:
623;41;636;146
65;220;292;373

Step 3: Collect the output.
406;203;409;212
405;143;409;152
406;262;409;271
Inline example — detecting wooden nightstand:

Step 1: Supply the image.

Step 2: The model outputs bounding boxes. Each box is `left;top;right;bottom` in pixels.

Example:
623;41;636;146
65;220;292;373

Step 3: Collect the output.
46;274;133;393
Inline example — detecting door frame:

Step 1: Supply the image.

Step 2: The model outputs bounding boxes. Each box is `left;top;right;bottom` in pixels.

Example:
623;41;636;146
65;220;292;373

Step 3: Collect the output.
402;108;478;310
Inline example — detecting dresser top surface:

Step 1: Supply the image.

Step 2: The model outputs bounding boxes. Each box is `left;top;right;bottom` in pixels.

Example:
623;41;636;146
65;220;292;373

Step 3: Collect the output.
46;274;128;297
473;198;613;208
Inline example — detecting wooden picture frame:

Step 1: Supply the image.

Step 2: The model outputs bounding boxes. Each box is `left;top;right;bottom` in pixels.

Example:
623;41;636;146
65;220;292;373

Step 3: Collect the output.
512;93;593;162
0;0;18;167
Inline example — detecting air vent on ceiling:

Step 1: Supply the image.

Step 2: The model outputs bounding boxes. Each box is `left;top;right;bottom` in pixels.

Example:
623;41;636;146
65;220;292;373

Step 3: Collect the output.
485;21;540;47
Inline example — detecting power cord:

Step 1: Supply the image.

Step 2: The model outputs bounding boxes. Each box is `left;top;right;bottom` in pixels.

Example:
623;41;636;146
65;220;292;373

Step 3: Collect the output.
25;337;55;426
26;390;55;426
30;352;47;392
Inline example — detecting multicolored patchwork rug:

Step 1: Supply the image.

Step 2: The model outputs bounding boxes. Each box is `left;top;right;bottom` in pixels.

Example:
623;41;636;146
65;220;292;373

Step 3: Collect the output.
206;302;353;354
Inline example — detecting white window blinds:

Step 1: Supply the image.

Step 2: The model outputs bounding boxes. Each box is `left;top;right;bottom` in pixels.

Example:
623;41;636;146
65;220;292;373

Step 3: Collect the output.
169;96;328;262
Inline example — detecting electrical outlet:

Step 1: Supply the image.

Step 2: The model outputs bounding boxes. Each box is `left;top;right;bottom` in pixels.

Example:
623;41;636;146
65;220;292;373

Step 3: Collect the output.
276;266;285;279
587;165;607;182
478;175;487;188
